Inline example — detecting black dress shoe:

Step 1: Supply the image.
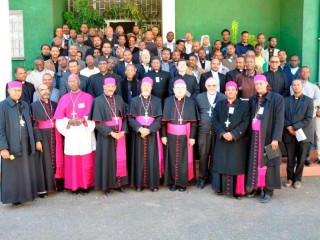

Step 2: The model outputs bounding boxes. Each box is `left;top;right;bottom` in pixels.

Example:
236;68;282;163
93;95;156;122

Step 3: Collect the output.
105;189;112;195
315;159;320;164
215;191;223;195
234;194;242;200
150;187;158;192
197;180;206;189
305;160;311;166
261;193;272;203
12;202;22;206
82;189;89;195
246;189;262;198
119;187;127;193
179;187;186;192
72;190;79;195
169;185;177;191
38;193;48;198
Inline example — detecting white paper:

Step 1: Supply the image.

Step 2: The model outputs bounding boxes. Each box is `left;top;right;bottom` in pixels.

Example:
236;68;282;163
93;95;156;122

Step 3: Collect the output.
296;128;307;142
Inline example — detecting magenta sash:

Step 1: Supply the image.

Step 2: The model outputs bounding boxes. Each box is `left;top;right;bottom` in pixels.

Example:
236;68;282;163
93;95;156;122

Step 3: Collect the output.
136;116;164;177
104;117;127;177
55;130;64;179
38;120;55;129
252;119;267;188
166;123;194;181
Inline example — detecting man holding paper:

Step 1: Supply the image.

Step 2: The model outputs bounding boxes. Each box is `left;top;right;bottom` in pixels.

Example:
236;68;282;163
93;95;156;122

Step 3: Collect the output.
283;79;313;189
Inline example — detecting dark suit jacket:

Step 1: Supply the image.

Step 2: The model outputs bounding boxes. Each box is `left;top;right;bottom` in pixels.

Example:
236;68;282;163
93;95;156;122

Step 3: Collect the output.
199;71;226;93
226;69;243;82
114;62;138;79
283;94;314;143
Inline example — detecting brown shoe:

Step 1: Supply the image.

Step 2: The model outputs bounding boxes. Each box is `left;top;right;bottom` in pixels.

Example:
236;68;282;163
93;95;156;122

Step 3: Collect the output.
294;181;301;189
284;179;293;187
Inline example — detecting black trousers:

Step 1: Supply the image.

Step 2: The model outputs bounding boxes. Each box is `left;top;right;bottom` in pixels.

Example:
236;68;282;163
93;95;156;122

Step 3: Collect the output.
285;141;309;182
197;132;215;181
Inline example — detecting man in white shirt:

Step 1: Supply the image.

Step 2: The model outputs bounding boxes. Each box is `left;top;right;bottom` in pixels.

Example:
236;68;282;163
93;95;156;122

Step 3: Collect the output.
80;55;100;77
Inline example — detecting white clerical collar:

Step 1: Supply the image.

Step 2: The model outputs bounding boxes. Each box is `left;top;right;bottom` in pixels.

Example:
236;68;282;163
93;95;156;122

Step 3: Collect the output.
291;67;299;75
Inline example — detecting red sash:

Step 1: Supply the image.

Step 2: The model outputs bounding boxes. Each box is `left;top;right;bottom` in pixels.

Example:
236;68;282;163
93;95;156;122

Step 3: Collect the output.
166;123;194;181
136;116;164;177
104;117;127;177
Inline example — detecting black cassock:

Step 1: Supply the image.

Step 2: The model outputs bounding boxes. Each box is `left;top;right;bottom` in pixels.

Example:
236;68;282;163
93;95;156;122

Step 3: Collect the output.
247;91;284;190
87;72;122;98
127;95;162;189
89;94;128;190
144;70;171;102
161;96;199;187
0;98;37;204
31;100;63;192
212;98;250;195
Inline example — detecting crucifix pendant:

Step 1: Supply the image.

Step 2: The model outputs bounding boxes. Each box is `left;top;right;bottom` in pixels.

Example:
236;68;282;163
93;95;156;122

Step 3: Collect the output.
114;116;119;125
71;110;77;120
144;112;149;124
207;108;212;117
225;118;230;128
20;119;25;127
178;117;183;124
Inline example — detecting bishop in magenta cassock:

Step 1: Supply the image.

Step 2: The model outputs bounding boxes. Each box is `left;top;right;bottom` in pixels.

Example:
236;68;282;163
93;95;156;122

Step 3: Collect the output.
53;74;96;193
161;79;199;192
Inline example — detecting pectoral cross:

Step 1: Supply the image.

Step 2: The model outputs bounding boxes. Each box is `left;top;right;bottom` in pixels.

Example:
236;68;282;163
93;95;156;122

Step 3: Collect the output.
71;110;77;120
144;112;149;124
114;116;119;125
225;118;230;127
207;108;212;117
178;116;183;124
20;119;25;127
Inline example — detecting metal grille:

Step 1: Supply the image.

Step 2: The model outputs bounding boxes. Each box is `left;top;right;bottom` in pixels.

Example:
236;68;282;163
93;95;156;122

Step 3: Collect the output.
68;0;161;31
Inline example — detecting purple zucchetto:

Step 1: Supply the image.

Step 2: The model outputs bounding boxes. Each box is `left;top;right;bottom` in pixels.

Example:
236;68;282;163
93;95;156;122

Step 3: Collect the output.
141;77;154;85
253;74;267;82
104;77;116;85
225;81;238;89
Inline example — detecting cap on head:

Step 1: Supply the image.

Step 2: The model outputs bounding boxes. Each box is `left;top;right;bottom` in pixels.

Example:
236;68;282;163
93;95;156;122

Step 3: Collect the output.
253;74;267;82
104;77;116;85
68;73;79;80
141;77;153;85
174;79;186;86
98;56;108;63
225;81;238;89
8;81;22;89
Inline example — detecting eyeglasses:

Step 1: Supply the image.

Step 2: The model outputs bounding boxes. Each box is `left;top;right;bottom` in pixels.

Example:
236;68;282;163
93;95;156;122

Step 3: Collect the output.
207;84;217;87
270;61;279;63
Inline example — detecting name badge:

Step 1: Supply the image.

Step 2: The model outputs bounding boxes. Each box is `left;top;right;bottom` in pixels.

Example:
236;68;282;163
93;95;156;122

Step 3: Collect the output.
229;107;234;114
258;107;264;115
78;103;85;108
156;77;160;83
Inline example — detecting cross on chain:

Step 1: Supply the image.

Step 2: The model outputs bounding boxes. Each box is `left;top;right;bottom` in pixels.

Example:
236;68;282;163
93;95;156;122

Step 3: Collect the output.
114;116;119;125
225;118;230;127
178;116;183;124
144;112;149;124
207;108;212;117
71;110;77;120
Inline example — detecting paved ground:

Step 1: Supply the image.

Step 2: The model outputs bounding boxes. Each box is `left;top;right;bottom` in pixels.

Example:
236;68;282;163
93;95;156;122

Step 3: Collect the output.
1;177;320;240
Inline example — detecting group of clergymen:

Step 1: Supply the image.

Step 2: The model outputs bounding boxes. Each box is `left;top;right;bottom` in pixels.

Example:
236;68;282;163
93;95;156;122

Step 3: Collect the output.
0;60;315;206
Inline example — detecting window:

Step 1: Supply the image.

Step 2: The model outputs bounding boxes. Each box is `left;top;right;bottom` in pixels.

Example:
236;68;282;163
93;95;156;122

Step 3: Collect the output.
9;10;24;60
